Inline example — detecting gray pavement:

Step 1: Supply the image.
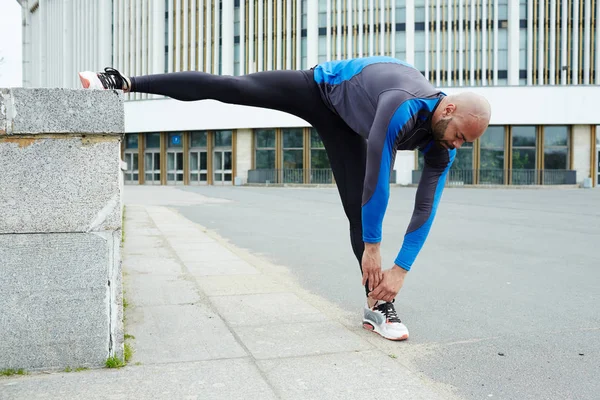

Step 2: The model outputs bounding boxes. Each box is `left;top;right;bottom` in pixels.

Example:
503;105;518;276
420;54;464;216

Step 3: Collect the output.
1;186;459;400
167;185;600;400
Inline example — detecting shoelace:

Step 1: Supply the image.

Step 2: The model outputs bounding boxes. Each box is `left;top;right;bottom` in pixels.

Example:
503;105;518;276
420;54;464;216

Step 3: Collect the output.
97;68;129;90
376;302;401;323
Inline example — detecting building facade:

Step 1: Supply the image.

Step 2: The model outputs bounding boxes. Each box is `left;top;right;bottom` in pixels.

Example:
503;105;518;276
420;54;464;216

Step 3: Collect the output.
17;0;600;187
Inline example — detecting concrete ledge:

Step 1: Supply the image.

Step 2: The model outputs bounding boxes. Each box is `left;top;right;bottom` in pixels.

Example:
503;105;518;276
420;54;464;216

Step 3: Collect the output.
0;137;122;233
0;88;124;135
0;232;123;370
0;88;124;371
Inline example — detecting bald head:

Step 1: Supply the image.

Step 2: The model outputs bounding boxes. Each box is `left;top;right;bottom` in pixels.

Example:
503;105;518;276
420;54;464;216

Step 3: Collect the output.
446;91;492;132
431;91;492;150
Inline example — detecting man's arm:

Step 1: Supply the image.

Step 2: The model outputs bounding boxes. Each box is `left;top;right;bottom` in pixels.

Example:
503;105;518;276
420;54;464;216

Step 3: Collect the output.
361;95;434;243
393;144;456;270
368;143;455;302
360;93;438;291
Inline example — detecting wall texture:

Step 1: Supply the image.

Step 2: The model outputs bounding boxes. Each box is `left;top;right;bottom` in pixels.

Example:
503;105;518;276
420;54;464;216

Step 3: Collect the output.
0;88;125;371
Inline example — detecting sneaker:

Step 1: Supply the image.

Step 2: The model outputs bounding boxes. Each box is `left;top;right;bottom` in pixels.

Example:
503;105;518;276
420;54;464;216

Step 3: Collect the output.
363;300;409;341
78;68;129;91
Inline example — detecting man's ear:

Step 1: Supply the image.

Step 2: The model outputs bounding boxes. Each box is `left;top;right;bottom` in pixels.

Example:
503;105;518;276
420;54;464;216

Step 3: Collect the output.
444;103;456;116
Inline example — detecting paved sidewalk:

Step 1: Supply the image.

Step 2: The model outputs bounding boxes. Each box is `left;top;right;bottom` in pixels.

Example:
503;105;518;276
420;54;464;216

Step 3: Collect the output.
1;187;458;400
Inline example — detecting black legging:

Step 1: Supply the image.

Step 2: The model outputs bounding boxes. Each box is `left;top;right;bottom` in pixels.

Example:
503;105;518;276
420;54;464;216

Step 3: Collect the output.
131;70;369;296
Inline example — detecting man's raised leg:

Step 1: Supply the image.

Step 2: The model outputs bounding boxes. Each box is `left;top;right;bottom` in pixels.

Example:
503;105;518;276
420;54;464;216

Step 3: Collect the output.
79;68;323;123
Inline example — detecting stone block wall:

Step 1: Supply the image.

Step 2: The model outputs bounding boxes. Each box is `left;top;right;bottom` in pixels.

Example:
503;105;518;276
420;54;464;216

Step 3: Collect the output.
0;88;125;370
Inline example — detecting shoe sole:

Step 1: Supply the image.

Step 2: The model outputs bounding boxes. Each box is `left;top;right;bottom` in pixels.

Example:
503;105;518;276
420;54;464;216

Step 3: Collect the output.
78;71;105;89
363;321;409;341
78;72;91;88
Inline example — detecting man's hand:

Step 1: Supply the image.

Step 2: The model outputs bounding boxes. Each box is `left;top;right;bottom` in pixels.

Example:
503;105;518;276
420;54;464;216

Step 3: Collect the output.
369;265;408;302
361;243;383;292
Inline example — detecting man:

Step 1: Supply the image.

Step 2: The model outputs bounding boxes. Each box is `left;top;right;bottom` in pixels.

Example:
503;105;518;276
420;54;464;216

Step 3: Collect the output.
79;56;491;341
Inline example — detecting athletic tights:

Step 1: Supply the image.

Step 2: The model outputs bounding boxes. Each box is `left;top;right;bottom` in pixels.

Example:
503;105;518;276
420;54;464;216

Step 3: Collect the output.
131;70;370;295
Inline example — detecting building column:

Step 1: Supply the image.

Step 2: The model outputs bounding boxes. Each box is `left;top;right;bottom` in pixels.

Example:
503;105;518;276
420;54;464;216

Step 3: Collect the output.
572;125;592;184
222;0;235;75
395;151;415;185
235;129;253;184
507;0;519;85
307;0;319;67
152;0;166;74
405;0;415;65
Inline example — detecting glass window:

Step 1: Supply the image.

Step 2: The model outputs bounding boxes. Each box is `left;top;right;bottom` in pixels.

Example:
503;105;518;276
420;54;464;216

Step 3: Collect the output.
146;133;161;148
189;131;207;184
190;131;207;147
512;127;536;147
512;126;537;184
310;128;331;183
282;128;304;183
479;126;505;184
302;0;307;29
544;126;569;147
283;128;303;148
144;148;161;184
519;0;527;17
301;37;308;68
319;12;327;27
498;29;508;50
124;134;139;183
450;142;474;184
498;4;508;19
414;6;425;22
126;134;139;149
396;4;406;23
234;43;240;75
214;130;232;147
544;126;569;170
168;132;183;148
395;31;406;54
255;129;276;169
452;142;474;170
498;50;508;70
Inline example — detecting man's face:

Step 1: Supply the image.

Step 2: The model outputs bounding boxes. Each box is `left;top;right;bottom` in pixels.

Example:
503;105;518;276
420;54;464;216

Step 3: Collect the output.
432;117;462;150
432;112;482;150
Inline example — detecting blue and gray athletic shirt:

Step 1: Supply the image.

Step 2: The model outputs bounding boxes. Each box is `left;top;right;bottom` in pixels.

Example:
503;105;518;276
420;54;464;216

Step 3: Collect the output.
313;56;456;271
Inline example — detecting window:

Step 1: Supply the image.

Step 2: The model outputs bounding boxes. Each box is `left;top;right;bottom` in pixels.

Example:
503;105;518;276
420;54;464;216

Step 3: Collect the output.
189;131;208;184
214;130;232;147
124;134;139;183
282;128;304;183
543;126;569;169
543;126;571;184
395;32;406;61
396;2;407;23
255;129;276;169
144;133;161;184
310;128;332;183
450;142;474;184
167;132;184;184
213;130;233;184
498;30;509;70
511;126;537;184
414;32;426;72
479;126;505;184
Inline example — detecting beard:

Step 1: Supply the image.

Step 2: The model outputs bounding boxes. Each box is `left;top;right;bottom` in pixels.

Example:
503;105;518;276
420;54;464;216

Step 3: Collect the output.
432;118;454;149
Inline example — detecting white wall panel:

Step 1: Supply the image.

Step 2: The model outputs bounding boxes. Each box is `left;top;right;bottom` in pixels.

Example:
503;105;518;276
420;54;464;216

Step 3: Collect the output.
125;86;600;134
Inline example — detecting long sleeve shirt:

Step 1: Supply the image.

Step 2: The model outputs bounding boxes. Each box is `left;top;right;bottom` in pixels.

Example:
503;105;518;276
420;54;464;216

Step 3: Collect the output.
313;56;456;271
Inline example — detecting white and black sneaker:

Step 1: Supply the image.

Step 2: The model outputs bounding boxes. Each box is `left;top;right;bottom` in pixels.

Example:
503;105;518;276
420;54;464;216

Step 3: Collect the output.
78;67;130;91
363;300;409;341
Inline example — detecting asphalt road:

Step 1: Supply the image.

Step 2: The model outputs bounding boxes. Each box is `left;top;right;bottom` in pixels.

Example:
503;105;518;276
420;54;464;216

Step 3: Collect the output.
172;185;600;400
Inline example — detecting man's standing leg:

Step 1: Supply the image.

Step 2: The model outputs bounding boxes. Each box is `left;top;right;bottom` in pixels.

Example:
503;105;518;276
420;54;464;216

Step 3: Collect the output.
313;119;409;342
